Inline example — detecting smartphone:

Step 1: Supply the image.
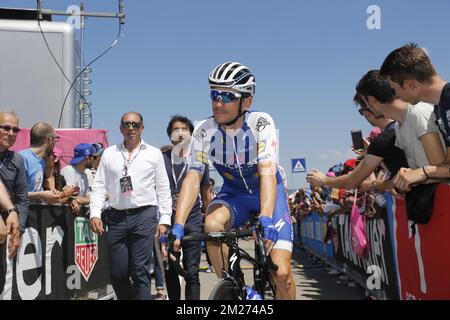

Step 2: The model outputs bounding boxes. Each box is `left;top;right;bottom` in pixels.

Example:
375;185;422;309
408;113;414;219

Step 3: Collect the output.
351;129;364;151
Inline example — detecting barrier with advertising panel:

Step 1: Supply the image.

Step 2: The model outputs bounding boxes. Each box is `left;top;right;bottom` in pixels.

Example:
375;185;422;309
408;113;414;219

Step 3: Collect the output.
389;184;450;299
0;205;110;300
333;201;399;299
299;212;334;259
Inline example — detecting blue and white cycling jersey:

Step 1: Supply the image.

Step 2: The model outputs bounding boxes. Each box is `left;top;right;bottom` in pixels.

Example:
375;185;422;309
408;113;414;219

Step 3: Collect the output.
188;110;293;251
188;111;282;193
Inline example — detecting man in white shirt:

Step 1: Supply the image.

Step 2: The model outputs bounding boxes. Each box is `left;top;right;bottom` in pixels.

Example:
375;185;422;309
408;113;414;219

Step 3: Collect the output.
89;112;172;300
61;143;95;215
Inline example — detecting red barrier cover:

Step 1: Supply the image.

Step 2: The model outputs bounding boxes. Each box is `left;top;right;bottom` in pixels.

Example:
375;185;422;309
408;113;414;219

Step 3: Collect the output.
394;183;450;299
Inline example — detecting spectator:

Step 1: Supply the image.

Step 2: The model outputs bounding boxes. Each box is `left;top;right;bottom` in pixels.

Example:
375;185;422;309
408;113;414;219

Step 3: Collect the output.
359;71;445;171
18;122;61;204
162;115;211;300
0;111;29;258
307;71;410;194
380;43;450;190
89;111;172;300
61;143;96;215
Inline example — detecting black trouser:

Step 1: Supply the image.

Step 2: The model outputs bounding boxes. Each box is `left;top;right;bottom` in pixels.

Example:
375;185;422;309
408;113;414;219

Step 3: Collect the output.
165;215;202;300
105;206;157;300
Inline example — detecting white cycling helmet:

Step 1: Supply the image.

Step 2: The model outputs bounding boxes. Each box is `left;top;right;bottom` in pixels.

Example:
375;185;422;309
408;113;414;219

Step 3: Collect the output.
208;62;256;96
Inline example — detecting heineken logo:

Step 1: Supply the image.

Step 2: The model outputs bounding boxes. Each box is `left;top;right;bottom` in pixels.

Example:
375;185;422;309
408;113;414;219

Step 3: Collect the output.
74;217;98;281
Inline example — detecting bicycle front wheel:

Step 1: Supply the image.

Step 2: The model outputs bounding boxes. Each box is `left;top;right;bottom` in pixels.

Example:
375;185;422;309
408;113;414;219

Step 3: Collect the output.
208;279;240;300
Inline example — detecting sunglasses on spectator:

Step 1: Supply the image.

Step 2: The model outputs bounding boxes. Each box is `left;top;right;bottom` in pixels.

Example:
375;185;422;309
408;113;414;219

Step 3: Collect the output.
49;135;61;141
358;108;374;116
121;121;142;129
0;125;21;134
210;90;242;104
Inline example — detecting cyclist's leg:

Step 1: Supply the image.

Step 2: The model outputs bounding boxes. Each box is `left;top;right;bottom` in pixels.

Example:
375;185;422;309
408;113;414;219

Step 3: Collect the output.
269;183;296;300
204;192;251;278
204;203;232;277
270;249;296;300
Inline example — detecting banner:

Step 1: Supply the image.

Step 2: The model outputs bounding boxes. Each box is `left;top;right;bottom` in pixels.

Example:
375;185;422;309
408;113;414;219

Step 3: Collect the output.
390;184;450;299
334;201;399;299
0;205;110;300
10;129;108;167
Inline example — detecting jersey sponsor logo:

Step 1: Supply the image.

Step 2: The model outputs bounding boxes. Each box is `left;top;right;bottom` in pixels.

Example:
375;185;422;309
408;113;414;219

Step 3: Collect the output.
193;128;207;142
223;172;235;180
257;140;266;154
274;218;286;232
195;151;208;164
256;117;270;132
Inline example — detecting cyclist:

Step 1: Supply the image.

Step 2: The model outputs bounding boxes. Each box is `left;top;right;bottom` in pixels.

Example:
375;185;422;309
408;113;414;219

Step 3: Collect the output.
171;62;295;299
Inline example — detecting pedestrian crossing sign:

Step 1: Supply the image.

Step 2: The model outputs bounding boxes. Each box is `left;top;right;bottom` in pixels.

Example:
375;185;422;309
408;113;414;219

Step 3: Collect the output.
291;158;306;173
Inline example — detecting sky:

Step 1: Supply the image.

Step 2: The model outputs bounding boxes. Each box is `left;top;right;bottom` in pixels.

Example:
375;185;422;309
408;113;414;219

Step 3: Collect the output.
3;0;450;190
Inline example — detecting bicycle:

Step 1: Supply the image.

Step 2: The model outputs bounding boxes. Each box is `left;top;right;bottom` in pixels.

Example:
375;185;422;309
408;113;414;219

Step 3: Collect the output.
167;214;278;300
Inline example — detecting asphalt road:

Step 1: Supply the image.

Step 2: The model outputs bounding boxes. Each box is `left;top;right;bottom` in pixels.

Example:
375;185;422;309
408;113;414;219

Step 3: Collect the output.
151;239;365;300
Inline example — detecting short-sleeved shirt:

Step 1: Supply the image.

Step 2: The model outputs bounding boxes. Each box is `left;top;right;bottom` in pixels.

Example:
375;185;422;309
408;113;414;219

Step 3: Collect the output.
18;148;46;192
366;121;408;177
61;165;90;197
187;111;282;194
395;102;443;169
434;82;450;148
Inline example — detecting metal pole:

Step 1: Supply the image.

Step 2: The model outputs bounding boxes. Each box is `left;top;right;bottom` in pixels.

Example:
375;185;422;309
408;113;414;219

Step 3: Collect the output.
79;3;85;128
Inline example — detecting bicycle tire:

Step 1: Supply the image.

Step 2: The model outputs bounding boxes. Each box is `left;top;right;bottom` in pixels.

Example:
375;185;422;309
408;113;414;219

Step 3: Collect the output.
208;279;240;300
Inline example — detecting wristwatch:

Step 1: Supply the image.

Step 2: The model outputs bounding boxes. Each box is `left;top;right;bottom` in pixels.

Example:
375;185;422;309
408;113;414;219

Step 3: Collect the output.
6;207;18;215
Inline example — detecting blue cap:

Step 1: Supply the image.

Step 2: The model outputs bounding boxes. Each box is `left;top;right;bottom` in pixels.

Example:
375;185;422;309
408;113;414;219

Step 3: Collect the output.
92;142;104;156
70;143;96;165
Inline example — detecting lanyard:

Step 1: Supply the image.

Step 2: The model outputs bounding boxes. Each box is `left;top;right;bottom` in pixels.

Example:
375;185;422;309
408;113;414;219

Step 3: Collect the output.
171;153;188;192
120;143;142;176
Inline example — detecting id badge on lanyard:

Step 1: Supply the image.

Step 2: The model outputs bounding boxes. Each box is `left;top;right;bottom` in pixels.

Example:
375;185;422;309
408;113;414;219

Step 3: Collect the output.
120;145;140;194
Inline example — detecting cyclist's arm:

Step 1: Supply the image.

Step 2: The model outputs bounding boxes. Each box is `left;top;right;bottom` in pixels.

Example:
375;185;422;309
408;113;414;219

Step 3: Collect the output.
174;171;202;226
258;160;277;218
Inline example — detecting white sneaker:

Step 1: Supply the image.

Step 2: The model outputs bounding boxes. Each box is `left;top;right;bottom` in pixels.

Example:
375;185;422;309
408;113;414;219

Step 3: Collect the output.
206;266;214;273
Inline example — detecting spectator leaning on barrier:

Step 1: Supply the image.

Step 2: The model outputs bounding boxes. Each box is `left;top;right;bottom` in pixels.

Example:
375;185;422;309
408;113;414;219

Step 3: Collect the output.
307;72;409;195
89;111;172;300
19;122;61;204
0;111;28;258
380;43;450;191
161;114;211;300
360;70;445;172
61;143;96;215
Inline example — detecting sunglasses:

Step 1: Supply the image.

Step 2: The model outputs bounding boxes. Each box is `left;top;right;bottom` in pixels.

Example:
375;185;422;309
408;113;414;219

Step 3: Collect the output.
122;121;142;129
210;90;242;104
0;125;21;134
358;108;373;116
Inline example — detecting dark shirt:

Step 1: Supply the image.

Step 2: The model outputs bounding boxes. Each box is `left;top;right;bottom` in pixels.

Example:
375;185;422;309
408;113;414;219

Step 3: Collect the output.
162;150;209;228
0;150;30;232
366;121;409;176
434;82;450;148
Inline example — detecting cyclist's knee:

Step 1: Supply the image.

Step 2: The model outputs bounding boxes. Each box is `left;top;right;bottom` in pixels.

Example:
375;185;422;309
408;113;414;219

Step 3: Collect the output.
204;210;229;232
273;265;293;290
